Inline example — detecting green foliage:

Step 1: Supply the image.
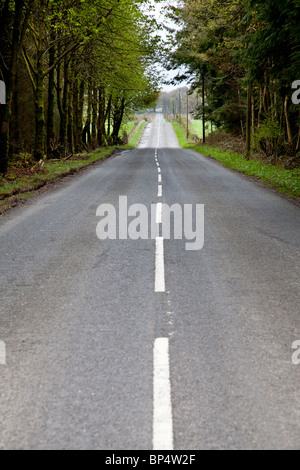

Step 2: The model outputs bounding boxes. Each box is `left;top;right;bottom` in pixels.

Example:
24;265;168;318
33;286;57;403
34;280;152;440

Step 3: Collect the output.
166;0;300;164
126;120;148;148
0;0;162;169
190;119;215;138
252;119;285;159
241;0;300;86
171;120;300;199
0;115;149;213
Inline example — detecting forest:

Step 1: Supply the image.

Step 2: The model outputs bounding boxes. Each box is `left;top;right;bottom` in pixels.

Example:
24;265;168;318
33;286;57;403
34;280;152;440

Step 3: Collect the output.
0;0;299;176
0;0;161;174
166;0;300;166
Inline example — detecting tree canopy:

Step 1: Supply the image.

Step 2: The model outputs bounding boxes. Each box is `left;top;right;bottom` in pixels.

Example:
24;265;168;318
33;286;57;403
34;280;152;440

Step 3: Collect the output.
0;0;162;172
166;0;300;163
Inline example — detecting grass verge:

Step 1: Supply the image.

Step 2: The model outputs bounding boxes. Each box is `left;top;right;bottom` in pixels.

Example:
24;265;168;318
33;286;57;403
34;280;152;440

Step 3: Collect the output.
171;120;300;200
126;120;148;148
0;120;147;215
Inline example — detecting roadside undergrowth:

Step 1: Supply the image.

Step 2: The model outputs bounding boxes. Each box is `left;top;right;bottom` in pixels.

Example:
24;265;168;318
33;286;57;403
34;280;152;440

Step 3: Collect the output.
0;120;147;215
171;120;300;200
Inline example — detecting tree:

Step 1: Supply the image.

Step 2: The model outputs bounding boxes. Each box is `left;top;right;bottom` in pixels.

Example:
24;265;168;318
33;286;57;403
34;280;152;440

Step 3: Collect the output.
0;0;33;174
167;0;300;163
1;0;162;169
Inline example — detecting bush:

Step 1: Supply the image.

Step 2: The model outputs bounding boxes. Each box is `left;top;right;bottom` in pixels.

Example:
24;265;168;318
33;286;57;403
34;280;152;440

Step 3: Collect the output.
252;119;285;160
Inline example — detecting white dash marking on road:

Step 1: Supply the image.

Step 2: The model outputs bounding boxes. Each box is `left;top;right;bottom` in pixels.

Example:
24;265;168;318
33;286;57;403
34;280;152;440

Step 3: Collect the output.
158;174;162;183
156;202;162;224
155;237;165;292
157;185;162;198
158;167;161;174
153;337;173;450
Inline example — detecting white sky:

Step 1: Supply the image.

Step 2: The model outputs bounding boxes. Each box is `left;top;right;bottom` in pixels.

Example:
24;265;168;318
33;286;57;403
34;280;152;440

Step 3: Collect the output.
147;0;188;92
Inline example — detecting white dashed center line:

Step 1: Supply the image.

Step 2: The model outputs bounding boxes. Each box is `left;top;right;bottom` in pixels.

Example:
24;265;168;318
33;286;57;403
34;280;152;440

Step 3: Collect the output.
155;236;165;292
153;337;174;450
153;117;173;451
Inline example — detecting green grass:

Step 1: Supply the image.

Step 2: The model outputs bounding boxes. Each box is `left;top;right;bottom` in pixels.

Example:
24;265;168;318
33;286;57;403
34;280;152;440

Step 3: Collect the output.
121;120;136;135
0;147;116;204
126;120;147;148
190;119;216;138
0;120;148;214
171;120;300;199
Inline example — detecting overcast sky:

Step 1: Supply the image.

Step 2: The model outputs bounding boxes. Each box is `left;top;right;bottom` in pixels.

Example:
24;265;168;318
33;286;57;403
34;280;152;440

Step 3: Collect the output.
147;0;188;92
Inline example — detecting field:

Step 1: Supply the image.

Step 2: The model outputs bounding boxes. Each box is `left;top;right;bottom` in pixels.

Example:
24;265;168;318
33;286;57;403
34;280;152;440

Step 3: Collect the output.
189;118;216;138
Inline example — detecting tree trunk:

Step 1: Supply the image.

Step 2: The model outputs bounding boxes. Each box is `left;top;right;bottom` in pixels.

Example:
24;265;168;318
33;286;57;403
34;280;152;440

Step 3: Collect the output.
263;70;270;116
60;58;70;155
246;82;252;160
0;95;10;174
296;110;300;152
72;75;84;152
97;87;106;146
82;78;92;145
106;94;112;143
33;4;47;161
238;88;244;136
202;74;205;143
56;59;63;140
33;62;46;160
178;89;181;124
284;94;293;148
72;76;78;151
186;90;189;139
258;85;263;127
76;79;84;151
0;0;24;173
251;85;255;135
67;75;74;155
47;30;56;155
112;97;125;145
296;123;300;152
10;71;20;156
91;85;97;147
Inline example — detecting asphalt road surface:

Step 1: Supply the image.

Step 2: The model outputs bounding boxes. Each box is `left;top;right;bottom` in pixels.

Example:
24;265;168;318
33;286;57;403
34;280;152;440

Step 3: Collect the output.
0;113;300;450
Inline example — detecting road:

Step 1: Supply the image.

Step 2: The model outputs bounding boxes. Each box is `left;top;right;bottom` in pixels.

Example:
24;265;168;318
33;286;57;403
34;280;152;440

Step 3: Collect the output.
0;113;300;450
